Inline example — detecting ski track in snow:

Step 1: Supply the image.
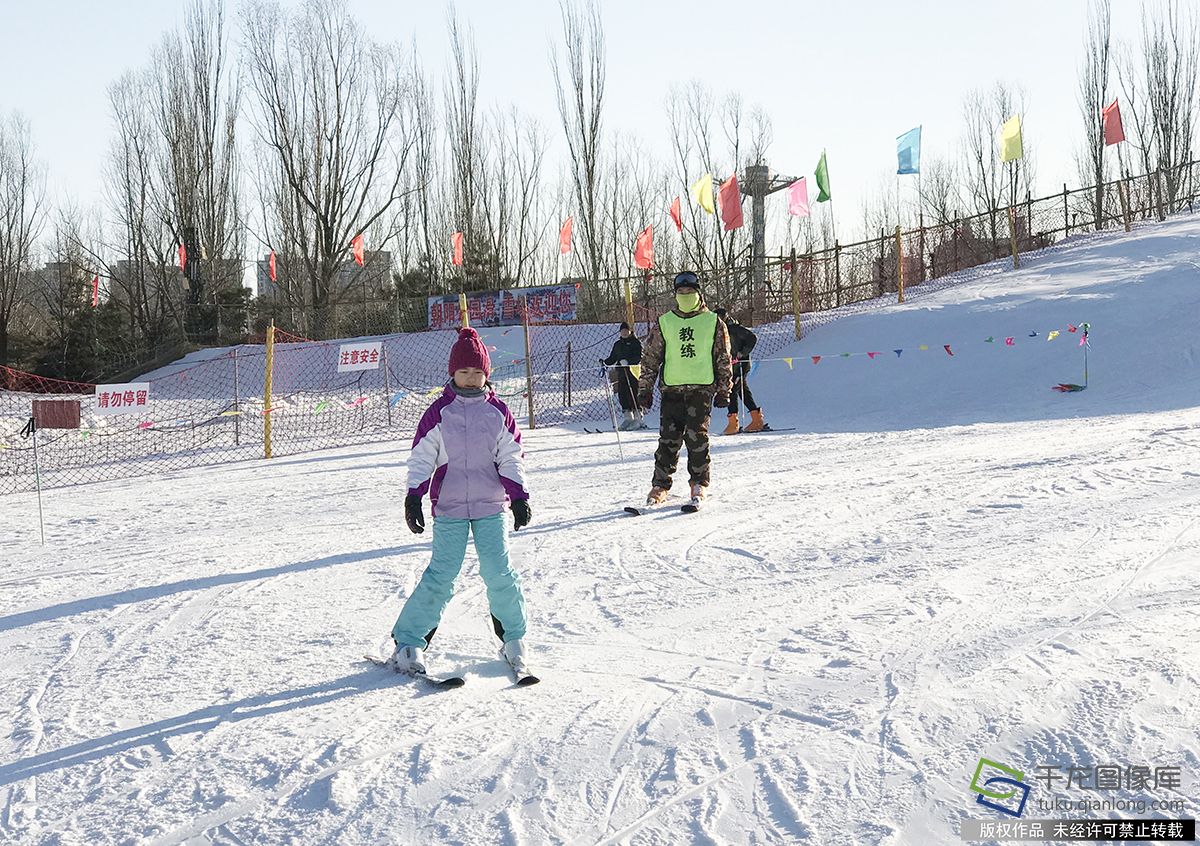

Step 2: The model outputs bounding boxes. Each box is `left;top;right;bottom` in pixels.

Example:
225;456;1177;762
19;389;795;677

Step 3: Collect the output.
2;216;1200;843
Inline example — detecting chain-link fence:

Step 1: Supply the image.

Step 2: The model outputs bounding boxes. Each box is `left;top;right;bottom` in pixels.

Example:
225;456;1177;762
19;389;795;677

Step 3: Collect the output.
4;160;1198;495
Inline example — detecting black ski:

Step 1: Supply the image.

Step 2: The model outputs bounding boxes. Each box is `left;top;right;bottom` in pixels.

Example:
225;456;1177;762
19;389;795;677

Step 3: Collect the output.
725;426;796;435
363;654;465;688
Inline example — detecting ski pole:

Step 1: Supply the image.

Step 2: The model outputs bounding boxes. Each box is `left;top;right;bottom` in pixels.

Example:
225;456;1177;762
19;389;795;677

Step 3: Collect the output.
600;365;625;462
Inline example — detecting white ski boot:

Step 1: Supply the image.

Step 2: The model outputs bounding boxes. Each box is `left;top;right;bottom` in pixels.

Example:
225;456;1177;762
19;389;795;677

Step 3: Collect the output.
501;639;540;686
618;410;638;431
387;644;427;675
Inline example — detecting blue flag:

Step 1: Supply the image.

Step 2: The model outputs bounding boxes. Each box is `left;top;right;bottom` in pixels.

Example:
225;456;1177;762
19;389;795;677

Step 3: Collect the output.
896;126;921;175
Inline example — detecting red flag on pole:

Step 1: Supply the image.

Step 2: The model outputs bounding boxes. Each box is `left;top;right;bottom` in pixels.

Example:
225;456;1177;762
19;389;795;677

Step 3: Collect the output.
669;196;683;232
351;234;365;266
178;244;187;271
268;250;277;282
1102;98;1125;146
718;176;744;231
634;225;654;269
91;275;99;307
559;217;573;254
451;231;464;266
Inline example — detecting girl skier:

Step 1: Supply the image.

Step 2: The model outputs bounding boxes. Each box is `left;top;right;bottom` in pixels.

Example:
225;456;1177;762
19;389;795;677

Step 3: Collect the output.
389;327;533;680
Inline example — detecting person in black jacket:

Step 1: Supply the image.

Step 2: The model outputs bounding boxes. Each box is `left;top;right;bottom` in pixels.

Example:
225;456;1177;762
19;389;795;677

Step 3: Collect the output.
715;307;769;433
600;322;646;430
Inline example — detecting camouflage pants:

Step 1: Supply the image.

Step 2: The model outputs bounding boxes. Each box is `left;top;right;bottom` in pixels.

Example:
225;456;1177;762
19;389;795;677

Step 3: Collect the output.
652;389;713;489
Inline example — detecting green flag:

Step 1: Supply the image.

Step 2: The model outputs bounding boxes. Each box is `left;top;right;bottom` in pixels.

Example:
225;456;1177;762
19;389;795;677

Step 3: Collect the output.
815;150;831;202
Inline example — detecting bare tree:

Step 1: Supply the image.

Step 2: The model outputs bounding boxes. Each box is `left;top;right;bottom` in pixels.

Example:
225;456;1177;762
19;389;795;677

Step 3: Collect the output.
444;5;484;282
242;0;414;331
552;0;606;298
103;71;184;350
961;82;1034;244
1077;0;1113;229
0;113;46;367
1138;1;1198;209
919;156;963;226
153;0;243;312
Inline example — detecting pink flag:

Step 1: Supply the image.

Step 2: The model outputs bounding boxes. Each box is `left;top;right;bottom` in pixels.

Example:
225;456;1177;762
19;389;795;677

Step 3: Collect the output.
811;355;821;365
91;274;99;307
867;351;879;359
451;232;464;266
1005;337;1015;346
559;217;573;254
352;234;365;266
718;176;744;231
1102;99;1125;146
178;244;187;272
669;197;683;232
269;250;277;282
788;178;810;217
944;345;954;356
634;225;654;269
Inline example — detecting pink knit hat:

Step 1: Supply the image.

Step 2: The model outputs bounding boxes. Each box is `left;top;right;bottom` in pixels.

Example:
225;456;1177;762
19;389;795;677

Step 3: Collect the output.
448;327;491;377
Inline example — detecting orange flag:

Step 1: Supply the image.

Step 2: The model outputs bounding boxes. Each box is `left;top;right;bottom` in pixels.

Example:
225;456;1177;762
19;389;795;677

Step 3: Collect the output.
719;176;744;231
91;275;99;307
669;197;683;232
351;234;365;266
634;225;654;269
559;217;573;254
268;250;277;282
451;231;464;266
178;244;187;271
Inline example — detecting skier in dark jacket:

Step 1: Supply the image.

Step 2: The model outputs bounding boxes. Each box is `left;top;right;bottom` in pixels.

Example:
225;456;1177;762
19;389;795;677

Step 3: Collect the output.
600;322;645;430
715;307;769;433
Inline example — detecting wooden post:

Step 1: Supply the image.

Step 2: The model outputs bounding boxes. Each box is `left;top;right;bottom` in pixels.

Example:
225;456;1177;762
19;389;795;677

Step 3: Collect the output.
382;345;392;427
790;247;801;340
565;341;572;407
1008;206;1020;269
522;296;535;430
895;225;905;304
263;320;275;459
459;292;469;328
1119;178;1132;232
834;241;842;308
624;278;634;328
1063;183;1069;236
1154;168;1166;221
232;348;240;446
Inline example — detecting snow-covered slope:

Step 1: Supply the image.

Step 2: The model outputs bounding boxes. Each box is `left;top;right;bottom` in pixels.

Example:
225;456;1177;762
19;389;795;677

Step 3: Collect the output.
2;217;1198;845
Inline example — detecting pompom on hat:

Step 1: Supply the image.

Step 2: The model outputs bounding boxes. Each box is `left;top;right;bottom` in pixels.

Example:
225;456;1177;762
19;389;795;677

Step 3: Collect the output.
448;327;491;377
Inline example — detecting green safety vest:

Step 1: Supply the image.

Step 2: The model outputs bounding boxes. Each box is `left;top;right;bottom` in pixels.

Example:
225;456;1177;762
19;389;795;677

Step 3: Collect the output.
658;311;717;386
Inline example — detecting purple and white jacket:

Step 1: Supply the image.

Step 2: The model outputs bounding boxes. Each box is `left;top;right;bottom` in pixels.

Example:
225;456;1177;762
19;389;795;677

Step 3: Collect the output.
406;384;529;520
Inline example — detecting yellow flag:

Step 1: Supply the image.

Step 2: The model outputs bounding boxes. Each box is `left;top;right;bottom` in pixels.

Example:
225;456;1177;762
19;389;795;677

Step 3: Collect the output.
1000;115;1023;163
690;173;715;214
1047;330;1060;341
919;344;929;351
630;364;642;379
783;358;793;369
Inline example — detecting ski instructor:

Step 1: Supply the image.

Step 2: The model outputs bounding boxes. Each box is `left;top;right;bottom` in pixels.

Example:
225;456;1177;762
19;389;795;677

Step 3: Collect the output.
636;270;733;508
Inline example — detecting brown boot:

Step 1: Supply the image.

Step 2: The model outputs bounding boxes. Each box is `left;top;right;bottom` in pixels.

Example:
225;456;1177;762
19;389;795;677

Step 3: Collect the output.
689;482;707;501
646;486;669;506
745;409;767;432
722;413;740;435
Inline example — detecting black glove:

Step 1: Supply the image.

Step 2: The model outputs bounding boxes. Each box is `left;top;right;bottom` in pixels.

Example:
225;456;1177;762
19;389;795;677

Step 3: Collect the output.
714;394;729;408
511;498;531;530
404;494;425;534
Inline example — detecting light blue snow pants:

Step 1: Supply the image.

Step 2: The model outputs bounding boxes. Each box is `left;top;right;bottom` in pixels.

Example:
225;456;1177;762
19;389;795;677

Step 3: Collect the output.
391;512;527;648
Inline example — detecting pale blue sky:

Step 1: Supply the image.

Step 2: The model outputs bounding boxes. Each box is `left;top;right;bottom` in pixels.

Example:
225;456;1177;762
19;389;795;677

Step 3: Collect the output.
0;0;1148;237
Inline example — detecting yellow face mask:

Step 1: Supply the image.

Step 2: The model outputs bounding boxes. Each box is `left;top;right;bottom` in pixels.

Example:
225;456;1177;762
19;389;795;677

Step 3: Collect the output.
675;292;701;312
